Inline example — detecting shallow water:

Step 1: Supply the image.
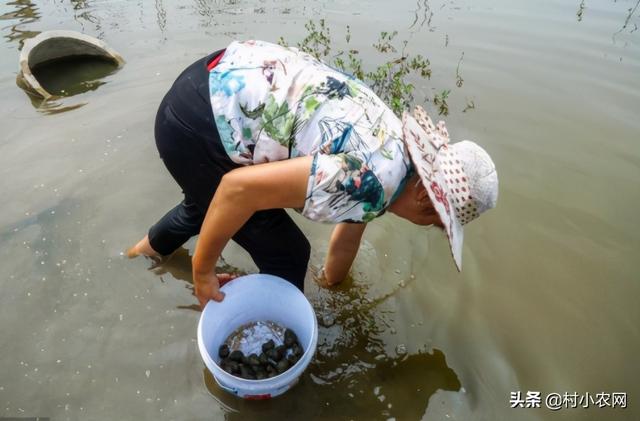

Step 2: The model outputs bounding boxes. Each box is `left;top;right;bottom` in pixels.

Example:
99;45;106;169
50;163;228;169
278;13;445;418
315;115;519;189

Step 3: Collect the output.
0;0;639;420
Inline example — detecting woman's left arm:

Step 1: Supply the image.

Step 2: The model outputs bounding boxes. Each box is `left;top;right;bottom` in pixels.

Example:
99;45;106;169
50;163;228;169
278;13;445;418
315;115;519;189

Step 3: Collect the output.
191;156;312;308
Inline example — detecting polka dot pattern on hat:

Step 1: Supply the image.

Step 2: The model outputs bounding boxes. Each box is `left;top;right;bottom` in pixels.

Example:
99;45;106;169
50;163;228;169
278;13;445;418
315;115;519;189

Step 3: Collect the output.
450;140;498;216
437;149;479;225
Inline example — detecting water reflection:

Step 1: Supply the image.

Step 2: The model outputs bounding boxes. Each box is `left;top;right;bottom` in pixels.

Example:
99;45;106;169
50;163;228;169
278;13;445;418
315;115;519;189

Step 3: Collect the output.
0;0;40;47
409;0;433;31
577;0;585;22
155;0;167;33
15;73;87;114
614;0;640;35
69;0;105;38
577;0;640;33
205;350;460;420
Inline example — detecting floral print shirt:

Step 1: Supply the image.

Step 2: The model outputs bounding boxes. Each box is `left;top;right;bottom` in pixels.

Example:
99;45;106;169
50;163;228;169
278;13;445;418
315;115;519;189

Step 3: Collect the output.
209;40;412;223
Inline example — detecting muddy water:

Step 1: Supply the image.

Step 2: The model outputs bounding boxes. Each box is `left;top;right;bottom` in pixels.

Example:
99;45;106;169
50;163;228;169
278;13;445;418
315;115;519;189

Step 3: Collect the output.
0;0;638;420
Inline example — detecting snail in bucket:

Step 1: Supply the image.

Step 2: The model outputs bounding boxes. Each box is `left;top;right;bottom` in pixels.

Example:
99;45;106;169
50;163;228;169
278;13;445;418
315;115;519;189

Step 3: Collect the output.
218;328;304;380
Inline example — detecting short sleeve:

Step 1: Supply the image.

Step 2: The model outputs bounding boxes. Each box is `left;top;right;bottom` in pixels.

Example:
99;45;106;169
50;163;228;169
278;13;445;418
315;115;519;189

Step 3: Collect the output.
300;152;387;223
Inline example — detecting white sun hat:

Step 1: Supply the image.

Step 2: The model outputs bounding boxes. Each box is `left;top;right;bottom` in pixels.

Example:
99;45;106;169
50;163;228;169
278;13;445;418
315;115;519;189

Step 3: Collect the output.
401;105;499;271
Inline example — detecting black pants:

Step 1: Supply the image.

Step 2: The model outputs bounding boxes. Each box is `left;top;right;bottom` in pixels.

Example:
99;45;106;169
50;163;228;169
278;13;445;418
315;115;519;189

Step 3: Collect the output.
147;51;310;291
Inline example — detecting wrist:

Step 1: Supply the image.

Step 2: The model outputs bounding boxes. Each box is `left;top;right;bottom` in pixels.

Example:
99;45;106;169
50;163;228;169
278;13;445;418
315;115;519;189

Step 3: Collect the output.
192;254;214;278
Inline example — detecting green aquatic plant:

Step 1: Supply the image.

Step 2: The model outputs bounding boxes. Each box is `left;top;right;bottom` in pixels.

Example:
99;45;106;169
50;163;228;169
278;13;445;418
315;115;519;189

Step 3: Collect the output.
366;34;433;116
462;98;476;113
301;19;332;57
433;89;450;116
455;52;465;88
280;20;459;117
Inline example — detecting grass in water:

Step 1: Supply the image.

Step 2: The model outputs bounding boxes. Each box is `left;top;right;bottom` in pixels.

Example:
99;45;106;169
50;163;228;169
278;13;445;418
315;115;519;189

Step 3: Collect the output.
279;20;462;116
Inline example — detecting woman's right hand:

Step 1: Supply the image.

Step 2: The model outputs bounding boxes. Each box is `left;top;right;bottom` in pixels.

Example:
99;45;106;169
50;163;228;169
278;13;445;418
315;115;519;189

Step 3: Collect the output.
194;272;237;309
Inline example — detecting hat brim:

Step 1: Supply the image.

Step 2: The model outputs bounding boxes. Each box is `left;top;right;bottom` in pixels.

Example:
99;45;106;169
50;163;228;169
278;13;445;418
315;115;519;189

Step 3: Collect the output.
402;110;463;271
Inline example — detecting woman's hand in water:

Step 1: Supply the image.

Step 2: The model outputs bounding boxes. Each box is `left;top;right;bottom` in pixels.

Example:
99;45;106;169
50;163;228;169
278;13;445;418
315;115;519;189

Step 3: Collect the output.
193;271;237;309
